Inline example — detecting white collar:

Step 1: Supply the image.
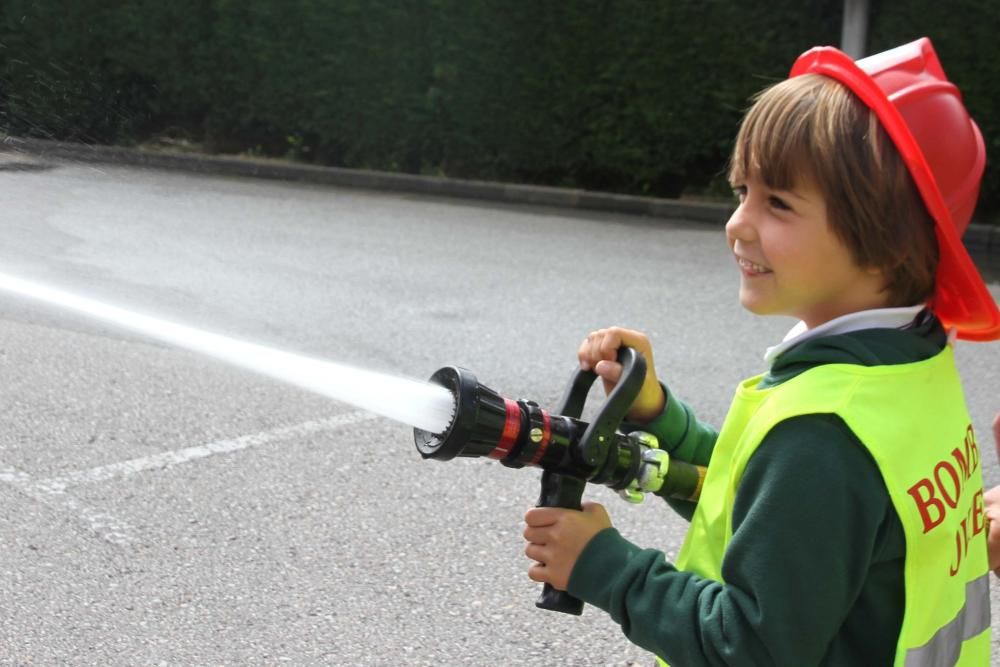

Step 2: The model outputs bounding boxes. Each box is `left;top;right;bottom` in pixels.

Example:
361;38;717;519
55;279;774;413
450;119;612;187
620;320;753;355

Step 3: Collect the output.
763;305;926;367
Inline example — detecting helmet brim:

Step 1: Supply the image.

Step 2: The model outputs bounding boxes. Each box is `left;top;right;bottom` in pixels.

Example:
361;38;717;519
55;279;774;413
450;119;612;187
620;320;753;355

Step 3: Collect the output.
790;43;1000;341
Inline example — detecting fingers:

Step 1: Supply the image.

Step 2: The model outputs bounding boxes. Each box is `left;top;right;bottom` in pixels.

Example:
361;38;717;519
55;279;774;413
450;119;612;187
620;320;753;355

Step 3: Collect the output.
577;327;664;421
527;560;549;583
577;332;602;371
593;359;623;384
524;540;547;562
524;507;560;527
993;411;1000;461
522;525;548;544
577;328;615;370
578;327;649;370
596;328;626;362
984;485;1000;572
524;528;551;584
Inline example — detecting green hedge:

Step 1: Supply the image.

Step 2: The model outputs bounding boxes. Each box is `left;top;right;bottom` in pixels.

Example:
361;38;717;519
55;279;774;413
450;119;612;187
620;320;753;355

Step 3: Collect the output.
2;1;998;221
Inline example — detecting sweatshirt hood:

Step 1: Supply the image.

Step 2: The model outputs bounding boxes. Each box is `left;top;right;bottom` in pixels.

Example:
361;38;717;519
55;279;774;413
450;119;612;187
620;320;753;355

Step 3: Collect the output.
760;309;948;389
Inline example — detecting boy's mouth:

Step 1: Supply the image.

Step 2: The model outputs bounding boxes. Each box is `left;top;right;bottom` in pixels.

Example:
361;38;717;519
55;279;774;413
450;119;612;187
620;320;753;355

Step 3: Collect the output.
736;255;772;275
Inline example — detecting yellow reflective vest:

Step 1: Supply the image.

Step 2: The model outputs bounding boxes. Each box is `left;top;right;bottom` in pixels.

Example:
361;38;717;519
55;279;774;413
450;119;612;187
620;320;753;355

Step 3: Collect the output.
660;346;990;666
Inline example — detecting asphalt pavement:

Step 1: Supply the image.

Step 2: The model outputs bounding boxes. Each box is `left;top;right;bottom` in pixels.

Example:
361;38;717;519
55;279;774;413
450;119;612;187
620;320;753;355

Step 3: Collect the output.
0;159;998;665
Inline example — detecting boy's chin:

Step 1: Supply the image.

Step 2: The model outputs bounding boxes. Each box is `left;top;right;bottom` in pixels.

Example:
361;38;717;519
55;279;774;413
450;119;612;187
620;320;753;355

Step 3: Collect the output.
737;294;799;323
737;290;776;316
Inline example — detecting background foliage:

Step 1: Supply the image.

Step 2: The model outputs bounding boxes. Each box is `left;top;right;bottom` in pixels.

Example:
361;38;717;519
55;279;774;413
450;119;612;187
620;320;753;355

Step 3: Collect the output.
1;1;998;220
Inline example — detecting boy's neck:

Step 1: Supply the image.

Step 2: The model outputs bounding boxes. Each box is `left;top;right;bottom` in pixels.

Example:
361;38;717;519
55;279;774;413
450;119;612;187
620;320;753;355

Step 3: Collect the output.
764;305;926;366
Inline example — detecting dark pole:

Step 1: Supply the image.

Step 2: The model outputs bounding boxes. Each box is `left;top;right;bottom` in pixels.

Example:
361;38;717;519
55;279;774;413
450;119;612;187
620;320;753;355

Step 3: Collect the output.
840;0;870;59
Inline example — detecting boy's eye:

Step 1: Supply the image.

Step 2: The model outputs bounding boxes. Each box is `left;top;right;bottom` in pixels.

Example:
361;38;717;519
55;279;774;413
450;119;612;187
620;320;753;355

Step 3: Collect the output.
731;185;747;201
768;195;791;211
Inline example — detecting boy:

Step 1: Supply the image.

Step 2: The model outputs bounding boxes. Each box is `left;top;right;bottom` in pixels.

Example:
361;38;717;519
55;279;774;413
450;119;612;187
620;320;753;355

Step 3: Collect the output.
523;39;1000;665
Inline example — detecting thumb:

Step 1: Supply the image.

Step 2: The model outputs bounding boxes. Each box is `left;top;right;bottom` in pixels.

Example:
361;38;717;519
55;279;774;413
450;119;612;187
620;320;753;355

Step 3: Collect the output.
594;360;623;384
581;501;609;521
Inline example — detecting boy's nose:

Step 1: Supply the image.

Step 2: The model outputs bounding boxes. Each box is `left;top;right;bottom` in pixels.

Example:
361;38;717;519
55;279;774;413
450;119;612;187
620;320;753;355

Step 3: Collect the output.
725;204;754;242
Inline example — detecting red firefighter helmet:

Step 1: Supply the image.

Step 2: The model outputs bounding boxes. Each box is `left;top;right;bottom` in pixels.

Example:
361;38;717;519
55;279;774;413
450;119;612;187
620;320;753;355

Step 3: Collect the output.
790;38;1000;341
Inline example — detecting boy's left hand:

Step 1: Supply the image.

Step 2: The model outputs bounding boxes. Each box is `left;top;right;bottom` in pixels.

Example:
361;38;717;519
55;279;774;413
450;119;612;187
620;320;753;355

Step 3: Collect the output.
985;486;1000;572
987;411;1000;574
523;502;612;591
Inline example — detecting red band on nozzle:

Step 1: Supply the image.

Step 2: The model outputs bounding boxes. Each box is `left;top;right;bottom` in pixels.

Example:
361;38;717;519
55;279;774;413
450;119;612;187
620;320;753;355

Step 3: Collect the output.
529;410;552;465
488;398;521;459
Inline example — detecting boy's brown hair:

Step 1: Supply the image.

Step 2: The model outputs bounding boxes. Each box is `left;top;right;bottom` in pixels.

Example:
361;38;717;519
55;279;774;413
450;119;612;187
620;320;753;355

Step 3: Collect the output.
728;74;939;307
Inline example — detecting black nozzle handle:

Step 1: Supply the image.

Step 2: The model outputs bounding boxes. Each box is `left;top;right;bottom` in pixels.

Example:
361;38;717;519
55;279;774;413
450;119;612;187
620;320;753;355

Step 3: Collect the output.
534;347;646;615
555;346;645;423
554;365;598;419
534;469;586;615
577;347;645;467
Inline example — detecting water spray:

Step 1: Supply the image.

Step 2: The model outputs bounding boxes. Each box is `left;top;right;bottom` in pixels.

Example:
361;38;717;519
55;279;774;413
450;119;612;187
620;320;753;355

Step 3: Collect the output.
0;272;705;617
0;272;454;433
415;346;705;615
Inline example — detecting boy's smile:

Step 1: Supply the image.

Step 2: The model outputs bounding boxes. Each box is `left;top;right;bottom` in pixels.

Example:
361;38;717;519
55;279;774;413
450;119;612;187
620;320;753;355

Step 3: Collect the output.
726;173;889;328
735;255;772;276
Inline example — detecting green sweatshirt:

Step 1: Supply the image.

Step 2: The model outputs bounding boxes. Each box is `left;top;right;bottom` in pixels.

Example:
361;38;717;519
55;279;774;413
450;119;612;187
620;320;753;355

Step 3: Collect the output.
567;313;947;666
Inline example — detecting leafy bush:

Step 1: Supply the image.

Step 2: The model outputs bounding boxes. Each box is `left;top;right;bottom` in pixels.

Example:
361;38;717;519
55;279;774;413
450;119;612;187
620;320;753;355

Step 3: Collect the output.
1;0;996;221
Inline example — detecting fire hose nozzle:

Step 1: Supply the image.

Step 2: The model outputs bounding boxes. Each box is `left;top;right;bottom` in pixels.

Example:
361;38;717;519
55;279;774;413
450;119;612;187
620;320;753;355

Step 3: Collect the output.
413;348;706;615
413;365;511;461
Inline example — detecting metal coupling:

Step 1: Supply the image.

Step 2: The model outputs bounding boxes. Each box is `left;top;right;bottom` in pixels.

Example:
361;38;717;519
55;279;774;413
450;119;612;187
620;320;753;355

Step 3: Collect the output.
637;448;670;493
617;431;667;504
629;430;659;449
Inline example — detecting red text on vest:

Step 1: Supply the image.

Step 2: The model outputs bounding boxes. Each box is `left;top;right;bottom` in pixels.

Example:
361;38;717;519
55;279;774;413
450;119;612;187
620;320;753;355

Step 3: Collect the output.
906;424;980;534
904;425;986;576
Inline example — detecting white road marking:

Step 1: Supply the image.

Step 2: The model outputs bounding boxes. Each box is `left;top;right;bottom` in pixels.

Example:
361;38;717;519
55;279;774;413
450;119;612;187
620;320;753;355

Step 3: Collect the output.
1;410;381;544
1;463;136;545
37;410;378;492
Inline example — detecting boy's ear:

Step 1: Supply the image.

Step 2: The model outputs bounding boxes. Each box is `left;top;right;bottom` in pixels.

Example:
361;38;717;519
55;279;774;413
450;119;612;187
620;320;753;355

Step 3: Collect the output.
867;265;892;297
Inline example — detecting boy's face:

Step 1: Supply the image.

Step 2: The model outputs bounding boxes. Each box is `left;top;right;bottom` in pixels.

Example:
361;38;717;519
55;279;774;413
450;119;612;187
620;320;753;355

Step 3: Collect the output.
725;172;889;328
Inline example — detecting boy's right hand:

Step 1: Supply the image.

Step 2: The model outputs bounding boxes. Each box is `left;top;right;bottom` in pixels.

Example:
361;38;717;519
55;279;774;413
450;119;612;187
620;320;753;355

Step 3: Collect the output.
578;327;665;423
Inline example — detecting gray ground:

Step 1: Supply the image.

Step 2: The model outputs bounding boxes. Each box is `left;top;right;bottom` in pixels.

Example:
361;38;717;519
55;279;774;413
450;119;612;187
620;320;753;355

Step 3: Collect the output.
1;161;998;665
